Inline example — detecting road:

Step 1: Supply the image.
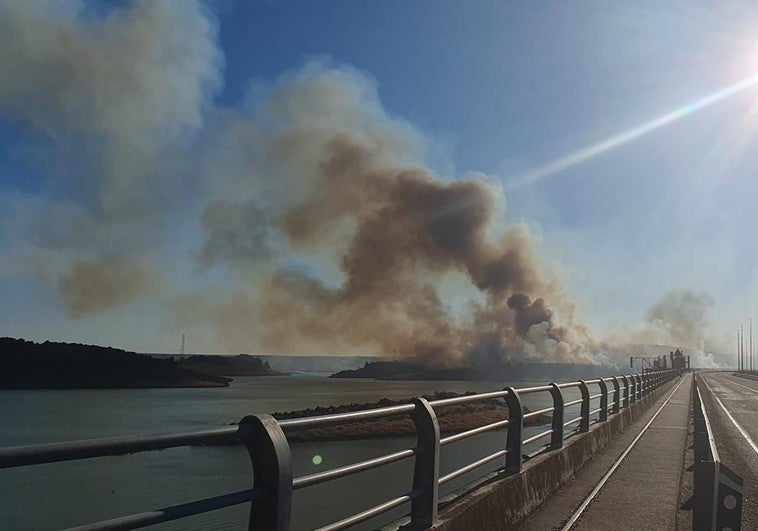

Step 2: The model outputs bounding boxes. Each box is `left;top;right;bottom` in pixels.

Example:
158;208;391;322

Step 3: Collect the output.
698;372;758;529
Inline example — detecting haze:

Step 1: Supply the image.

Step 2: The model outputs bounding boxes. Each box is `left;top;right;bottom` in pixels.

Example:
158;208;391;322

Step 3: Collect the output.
2;0;756;367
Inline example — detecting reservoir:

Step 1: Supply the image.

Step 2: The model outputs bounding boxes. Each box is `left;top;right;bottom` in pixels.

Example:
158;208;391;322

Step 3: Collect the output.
0;375;571;530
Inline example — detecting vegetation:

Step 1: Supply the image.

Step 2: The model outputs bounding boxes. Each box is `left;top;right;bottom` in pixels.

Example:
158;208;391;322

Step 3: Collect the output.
179;354;286;376
331;360;618;381
0;338;231;388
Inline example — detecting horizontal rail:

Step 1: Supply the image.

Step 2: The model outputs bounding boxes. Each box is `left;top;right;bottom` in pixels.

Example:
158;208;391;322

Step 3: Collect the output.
439;449;508;485
523;406;554;420
314;491;418;531
440;419;509;446
564;416;583;428
430;389;509;407
522;429;554;446
564;398;583;408
279;403;415;430
293;448;417;490
514;385;553;395
65;488;264;531
0;426;246;469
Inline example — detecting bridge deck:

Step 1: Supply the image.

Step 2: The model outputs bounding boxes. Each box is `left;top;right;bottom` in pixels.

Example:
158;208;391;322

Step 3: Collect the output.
519;373;692;531
698;372;758;529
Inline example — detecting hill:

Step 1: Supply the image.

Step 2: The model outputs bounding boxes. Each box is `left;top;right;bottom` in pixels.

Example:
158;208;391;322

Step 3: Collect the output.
0;338;231;388
178;354;286;376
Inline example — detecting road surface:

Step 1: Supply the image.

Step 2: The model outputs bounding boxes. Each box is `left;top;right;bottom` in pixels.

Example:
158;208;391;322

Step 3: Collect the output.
698;372;758;529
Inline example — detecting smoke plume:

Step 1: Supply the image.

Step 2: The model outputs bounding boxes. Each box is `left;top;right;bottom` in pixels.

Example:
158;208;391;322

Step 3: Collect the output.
3;0;716;366
58;259;151;319
194;85;593;365
602;289;722;368
0;0;220;314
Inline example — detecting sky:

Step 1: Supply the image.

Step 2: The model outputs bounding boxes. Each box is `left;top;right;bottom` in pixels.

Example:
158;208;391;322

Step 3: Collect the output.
2;0;758;364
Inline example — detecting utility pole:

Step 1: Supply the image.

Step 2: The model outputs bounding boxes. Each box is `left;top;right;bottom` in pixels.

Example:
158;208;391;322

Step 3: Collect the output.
741;325;745;372
751;318;754;372
738;328;741;371
181;333;186;356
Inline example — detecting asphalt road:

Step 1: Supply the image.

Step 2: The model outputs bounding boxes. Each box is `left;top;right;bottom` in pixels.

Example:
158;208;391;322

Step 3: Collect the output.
698;372;758;529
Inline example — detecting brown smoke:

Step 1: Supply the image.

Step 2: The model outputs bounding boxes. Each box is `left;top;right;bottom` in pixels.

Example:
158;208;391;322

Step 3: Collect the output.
205;130;593;366
645;289;714;347
0;2;595;362
0;0;220;316
58;259;150;319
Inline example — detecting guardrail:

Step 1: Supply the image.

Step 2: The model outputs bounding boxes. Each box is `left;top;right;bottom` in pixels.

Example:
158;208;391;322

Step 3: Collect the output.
0;369;682;530
692;376;743;531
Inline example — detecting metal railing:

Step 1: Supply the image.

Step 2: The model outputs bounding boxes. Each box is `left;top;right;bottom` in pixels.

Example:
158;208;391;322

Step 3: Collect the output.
692;376;743;531
0;369;682;530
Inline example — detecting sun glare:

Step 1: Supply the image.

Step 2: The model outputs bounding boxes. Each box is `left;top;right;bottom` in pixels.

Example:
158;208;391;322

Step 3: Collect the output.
507;74;758;189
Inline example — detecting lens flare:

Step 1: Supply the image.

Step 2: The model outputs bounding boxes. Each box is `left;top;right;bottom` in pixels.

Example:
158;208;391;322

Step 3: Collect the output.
507;75;758;189
312;455;323;465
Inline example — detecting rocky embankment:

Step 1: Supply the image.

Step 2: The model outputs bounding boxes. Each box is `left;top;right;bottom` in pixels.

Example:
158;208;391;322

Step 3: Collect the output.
268;391;551;443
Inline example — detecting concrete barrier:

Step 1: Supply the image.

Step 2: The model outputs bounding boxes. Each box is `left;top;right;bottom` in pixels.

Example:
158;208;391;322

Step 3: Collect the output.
413;377;678;530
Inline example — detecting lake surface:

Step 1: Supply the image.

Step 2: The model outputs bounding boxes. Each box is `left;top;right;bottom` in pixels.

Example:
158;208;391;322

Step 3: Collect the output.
0;376;583;530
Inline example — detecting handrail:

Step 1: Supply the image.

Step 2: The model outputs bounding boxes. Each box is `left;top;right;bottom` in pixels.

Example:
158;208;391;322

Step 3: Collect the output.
293;447;418;490
64;488;265;531
0;426;246;468
0;368;683;530
439;418;509;446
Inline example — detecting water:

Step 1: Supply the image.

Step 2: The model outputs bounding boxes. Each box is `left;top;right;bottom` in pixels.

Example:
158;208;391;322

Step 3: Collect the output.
0;376;582;530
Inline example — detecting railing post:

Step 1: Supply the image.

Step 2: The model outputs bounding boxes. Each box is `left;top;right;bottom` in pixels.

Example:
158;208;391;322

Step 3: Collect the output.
621;375;630;408
239;414;292;531
578;380;590;432
629;375;637;404
409;397;440;529
549;383;564;449
640;373;648;397
611;376;621;414
504;387;523;474
635;374;643;401
598;379;608;422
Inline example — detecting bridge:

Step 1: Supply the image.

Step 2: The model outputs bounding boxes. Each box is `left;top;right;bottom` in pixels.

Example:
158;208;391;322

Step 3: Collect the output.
0;369;751;530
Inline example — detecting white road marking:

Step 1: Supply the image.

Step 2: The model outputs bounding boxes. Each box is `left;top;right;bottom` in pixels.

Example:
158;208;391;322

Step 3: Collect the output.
701;376;758;457
722;375;758;395
561;375;689;531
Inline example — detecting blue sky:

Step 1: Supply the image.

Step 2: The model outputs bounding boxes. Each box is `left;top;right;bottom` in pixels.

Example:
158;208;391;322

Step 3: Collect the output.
216;0;758;343
2;0;758;361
